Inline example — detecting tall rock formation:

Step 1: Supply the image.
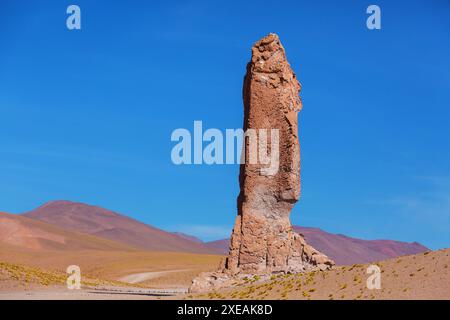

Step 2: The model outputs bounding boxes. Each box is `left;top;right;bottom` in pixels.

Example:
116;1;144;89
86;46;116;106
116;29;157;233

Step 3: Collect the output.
190;33;334;293
224;33;333;275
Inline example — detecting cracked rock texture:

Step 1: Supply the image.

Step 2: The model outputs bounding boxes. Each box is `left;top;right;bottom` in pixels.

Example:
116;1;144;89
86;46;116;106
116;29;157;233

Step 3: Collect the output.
190;33;334;293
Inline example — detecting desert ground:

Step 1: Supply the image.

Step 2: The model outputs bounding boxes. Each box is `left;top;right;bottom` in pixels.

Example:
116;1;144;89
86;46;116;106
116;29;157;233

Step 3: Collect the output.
1;247;449;300
0;248;222;299
185;248;450;300
0;245;222;292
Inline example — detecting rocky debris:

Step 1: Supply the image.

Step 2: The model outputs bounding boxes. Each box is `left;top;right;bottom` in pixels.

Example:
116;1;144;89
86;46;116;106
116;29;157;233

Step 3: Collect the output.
189;33;334;293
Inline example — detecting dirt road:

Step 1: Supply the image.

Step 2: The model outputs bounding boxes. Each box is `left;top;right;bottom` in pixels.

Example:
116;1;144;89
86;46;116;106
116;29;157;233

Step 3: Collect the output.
118;269;190;284
0;286;186;300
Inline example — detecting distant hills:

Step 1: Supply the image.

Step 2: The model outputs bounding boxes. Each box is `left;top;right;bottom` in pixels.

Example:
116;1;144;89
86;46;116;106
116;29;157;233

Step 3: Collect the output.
0;211;132;252
292;226;429;265
23;200;216;254
0;200;430;265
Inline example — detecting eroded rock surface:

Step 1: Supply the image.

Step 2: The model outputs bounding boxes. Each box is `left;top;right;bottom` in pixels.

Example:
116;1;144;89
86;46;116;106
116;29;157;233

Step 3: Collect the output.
190;33;334;293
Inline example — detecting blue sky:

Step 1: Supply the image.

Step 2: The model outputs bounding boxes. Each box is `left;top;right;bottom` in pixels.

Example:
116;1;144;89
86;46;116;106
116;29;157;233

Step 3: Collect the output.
1;1;449;249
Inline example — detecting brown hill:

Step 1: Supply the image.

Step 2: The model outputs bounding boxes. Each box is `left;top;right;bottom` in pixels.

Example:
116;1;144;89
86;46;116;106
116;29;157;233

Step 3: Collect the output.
204;239;230;253
171;232;203;243
0;211;133;252
23;200;216;254
205;226;429;265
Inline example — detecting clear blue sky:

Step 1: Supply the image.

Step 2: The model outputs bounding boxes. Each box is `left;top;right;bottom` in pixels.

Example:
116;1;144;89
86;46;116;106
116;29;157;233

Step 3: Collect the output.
1;1;449;249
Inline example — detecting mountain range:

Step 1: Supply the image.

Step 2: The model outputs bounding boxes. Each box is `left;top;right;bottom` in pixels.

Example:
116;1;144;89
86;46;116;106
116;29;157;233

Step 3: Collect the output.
23;200;214;254
0;200;430;265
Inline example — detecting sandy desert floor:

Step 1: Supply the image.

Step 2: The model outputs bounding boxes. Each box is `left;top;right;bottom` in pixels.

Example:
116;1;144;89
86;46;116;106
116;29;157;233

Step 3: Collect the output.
0;285;182;300
0;243;223;290
185;248;450;300
1;248;449;300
